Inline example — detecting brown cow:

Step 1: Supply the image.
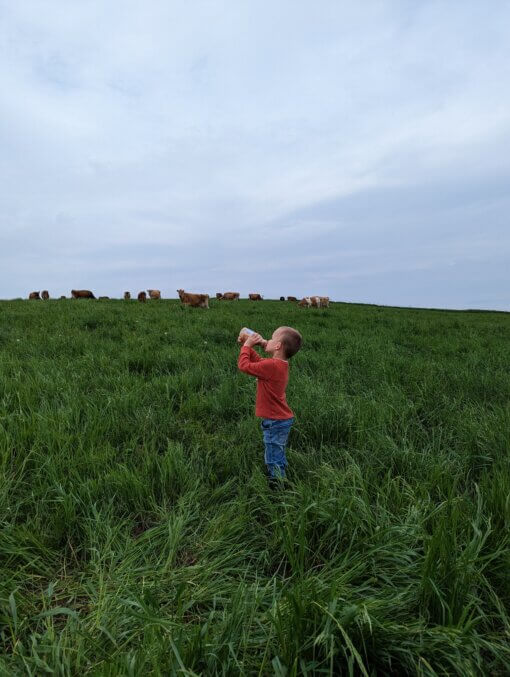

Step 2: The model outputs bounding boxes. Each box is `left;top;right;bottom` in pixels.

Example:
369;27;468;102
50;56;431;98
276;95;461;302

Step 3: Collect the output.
124;291;131;300
299;297;319;308
220;292;240;300
41;290;49;300
319;296;330;308
298;296;320;308
177;289;209;308
71;290;95;299
29;291;40;300
249;293;263;301
287;296;298;302
147;289;161;300
215;292;222;299
138;291;147;303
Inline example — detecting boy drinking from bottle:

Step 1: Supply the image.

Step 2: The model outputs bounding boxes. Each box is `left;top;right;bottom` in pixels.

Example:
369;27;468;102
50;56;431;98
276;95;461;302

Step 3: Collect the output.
238;326;302;486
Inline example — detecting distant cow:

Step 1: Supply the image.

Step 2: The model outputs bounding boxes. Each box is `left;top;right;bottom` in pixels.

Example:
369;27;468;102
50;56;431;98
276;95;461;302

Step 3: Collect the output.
71;290;95;299
215;292;222;299
220;292;240;300
138;291;147;303
280;296;285;301
41;290;49;300
301;296;322;308
319;296;330;308
287;296;298;302
249;293;263;301
147;289;161;300
29;291;40;300
298;296;320;308
124;291;131;300
60;296;66;300
300;296;321;308
177;289;209;308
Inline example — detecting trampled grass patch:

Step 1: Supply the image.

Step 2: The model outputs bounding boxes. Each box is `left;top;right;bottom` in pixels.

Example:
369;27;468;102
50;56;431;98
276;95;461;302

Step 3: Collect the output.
0;298;509;674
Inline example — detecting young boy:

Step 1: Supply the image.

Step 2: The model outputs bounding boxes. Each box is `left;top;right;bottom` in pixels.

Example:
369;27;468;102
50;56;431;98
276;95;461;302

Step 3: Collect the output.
238;326;302;486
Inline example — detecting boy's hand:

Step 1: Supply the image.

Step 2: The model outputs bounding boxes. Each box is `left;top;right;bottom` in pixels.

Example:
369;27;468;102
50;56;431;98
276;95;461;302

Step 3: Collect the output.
244;332;265;348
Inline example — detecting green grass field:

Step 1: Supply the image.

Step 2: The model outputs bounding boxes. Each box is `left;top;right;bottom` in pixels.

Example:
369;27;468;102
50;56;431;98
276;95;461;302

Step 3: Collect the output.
1;298;509;675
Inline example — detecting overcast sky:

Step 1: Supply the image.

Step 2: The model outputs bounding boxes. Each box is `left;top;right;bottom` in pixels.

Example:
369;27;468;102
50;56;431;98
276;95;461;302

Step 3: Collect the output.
1;1;509;309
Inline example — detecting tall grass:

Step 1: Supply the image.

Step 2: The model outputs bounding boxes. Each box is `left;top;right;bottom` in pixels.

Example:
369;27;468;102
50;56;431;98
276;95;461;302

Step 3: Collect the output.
0;298;509;674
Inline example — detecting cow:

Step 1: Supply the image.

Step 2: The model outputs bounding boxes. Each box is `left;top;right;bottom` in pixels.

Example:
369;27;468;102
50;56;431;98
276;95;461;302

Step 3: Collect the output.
319;296;330;308
220;292;240;300
287;296;298;302
60;296;66;300
280;296;285;301
29;291;40;300
147;289;161;300
138;291;147;303
41;290;49;300
215;292;222;299
249;293;263;301
71;290;95;299
124;291;131;300
299;296;321;307
177;289;209;308
299;297;319;308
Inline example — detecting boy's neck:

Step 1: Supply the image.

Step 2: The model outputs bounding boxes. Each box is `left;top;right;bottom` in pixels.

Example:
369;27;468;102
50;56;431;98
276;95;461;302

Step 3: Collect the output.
268;348;288;361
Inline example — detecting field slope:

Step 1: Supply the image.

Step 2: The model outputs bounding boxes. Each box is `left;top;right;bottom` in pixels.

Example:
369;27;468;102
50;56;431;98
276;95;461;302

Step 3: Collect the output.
1;299;509;675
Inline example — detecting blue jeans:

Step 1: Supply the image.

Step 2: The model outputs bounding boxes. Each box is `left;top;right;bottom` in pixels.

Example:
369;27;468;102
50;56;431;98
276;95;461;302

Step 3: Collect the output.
261;417;294;479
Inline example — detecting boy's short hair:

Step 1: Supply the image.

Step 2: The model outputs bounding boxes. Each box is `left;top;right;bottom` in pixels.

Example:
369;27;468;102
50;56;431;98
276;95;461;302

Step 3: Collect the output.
279;326;302;359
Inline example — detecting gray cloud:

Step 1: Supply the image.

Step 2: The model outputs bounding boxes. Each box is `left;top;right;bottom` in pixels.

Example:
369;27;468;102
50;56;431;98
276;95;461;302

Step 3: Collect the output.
1;1;510;308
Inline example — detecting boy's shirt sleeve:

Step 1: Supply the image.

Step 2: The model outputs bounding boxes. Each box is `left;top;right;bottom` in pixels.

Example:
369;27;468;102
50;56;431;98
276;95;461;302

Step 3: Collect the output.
238;346;274;380
244;346;262;362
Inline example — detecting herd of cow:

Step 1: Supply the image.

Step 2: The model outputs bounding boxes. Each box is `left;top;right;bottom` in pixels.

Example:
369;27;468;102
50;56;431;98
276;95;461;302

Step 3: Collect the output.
26;289;330;308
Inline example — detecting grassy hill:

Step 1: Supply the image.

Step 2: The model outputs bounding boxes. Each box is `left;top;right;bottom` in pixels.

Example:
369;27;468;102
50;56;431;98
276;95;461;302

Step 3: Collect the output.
1;298;509;675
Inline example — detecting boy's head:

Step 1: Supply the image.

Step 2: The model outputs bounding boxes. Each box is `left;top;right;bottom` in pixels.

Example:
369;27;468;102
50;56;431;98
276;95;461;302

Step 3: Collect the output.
266;326;302;359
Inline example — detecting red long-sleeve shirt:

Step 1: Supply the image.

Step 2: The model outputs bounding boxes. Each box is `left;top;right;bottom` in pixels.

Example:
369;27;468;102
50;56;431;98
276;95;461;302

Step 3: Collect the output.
238;346;294;419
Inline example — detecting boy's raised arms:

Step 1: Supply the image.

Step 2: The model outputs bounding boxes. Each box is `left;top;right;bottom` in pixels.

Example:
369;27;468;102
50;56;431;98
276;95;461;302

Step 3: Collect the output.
238;344;274;380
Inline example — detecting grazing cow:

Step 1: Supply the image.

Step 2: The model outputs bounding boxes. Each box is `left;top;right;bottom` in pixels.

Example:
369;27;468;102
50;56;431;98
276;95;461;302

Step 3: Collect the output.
147;289;161;300
301;296;323;308
71;290;95;299
99;296;109;300
60;296;66;300
41;290;49;300
319;296;330;308
124;291;131;300
280;296;285;301
287;296;298;302
177;289;209;308
220;292;240;300
29;291;40;300
138;291;147;303
215;292;222;299
249;293;263;301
